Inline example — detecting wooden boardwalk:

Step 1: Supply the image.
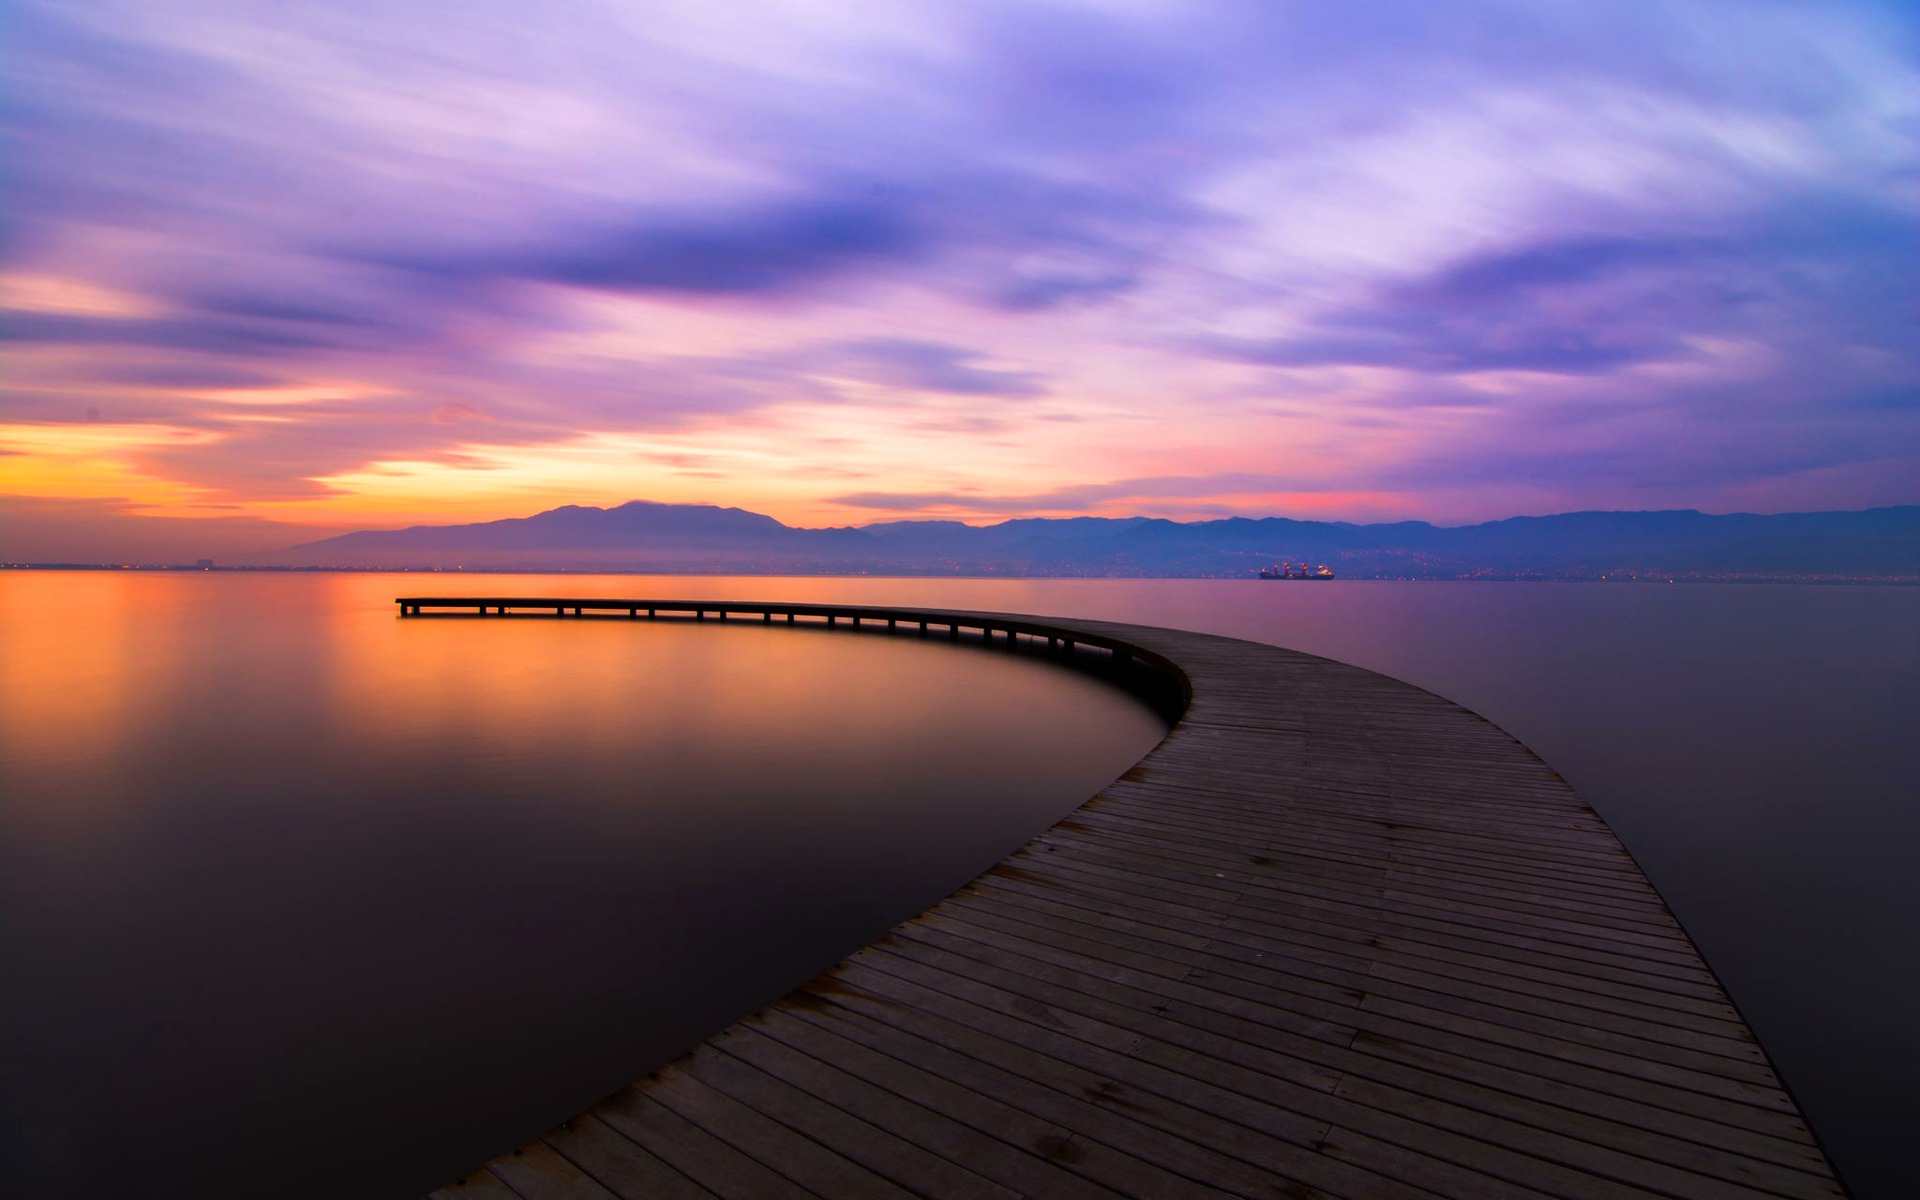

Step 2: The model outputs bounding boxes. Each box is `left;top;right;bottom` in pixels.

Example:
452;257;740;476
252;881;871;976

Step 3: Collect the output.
398;599;1843;1200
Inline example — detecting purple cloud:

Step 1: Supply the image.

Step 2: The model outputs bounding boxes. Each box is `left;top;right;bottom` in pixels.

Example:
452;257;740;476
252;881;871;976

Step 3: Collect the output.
827;339;1045;398
0;0;1914;524
1204;195;1918;378
1407;235;1721;301
371;194;928;296
833;472;1347;515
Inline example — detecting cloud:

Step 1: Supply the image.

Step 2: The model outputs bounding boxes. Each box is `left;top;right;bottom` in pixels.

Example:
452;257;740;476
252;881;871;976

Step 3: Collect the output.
1205;329;1678;376
1252;237;1711;376
346;165;1199;314
1405;235;1720;302
0;0;1914;530
1203;197;1919;376
994;270;1138;312
0;493;354;561
833;472;1347;515
372;193;929;296
0;310;349;355
430;401;491;426
80;362;288;390
826;339;1045;397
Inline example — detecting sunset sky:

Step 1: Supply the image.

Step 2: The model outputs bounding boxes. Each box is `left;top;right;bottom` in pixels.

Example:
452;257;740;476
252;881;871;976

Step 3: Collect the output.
3;0;1916;560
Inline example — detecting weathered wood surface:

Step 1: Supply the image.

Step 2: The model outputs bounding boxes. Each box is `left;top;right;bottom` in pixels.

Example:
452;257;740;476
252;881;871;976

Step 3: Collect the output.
407;601;1843;1200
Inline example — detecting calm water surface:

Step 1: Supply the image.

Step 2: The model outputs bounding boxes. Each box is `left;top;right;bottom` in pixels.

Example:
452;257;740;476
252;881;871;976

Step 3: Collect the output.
3;572;1915;1198
0;573;1166;1198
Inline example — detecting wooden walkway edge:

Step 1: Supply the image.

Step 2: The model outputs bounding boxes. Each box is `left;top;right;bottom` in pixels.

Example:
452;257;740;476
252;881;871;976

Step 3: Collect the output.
397;599;1844;1200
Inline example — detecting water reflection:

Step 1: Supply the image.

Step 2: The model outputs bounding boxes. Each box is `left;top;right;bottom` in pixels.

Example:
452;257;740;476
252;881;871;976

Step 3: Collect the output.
7;570;1913;1197
0;572;1166;1199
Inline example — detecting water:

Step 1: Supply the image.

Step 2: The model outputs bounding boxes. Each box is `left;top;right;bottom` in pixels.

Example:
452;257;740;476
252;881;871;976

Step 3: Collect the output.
4;572;1915;1197
0;572;1167;1198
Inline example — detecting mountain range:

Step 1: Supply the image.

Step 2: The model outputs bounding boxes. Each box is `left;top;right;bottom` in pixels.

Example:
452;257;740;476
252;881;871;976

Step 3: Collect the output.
236;500;1920;580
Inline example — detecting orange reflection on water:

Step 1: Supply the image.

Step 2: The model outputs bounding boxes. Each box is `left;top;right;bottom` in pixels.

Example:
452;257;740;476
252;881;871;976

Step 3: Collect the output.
317;581;1107;826
0;571;198;830
1;570;1170;841
1;569;1172;1198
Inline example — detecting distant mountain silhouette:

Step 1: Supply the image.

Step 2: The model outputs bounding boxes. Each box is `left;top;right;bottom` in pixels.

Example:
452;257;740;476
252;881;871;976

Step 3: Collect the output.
243;500;1920;579
312;500;787;551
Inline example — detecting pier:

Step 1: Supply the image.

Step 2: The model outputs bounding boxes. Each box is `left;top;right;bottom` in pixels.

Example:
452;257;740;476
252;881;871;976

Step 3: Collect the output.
398;598;1842;1199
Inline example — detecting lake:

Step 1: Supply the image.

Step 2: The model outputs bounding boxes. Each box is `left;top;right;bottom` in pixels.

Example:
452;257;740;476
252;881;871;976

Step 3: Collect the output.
2;571;1913;1198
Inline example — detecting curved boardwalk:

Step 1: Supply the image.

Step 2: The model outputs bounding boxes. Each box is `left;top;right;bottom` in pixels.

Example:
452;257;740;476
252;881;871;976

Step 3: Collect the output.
398;599;1843;1200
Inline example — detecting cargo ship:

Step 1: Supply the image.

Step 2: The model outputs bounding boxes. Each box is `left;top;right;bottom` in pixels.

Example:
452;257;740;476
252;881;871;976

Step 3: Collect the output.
1259;562;1336;579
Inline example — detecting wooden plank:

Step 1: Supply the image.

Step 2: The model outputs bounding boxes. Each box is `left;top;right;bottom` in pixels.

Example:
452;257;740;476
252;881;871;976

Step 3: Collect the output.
974;850;1731;1025
1005;846;1761;1059
486;1140;624;1200
984;851;1727;994
542;1116;716;1200
902;910;1839;1198
431;1169;525;1200
714;1018;1126;1200
826;955;1550;1200
787;967;1447;1200
755;1001;1215;1200
678;1038;1013;1200
927;896;1832;1175
404;603;1841;1199
966;868;1747;1041
866;926;1792;1200
591;1087;817;1200
635;1058;915;1200
952;875;1820;1136
772;980;1297;1200
1057;806;1679;920
1039;832;1703;954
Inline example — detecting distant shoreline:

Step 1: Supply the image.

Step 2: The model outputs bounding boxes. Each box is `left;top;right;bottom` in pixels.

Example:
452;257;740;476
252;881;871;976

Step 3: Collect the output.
6;562;1916;585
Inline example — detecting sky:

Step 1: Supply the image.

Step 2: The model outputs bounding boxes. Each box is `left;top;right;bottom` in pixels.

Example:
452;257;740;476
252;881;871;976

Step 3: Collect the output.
2;0;1916;559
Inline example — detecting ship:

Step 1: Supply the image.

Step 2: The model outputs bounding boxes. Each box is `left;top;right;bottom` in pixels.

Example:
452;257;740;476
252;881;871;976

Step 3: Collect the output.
1259;561;1336;579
